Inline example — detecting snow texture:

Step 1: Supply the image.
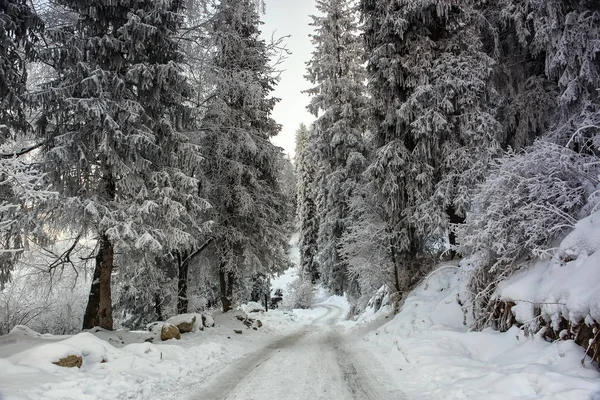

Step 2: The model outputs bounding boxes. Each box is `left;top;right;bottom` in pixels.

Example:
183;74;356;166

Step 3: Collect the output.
361;265;600;400
496;210;600;326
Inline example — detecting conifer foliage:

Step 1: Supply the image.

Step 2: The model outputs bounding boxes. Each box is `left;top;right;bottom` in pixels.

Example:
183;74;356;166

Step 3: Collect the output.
0;0;45;285
37;0;206;330
303;0;368;295
201;0;290;312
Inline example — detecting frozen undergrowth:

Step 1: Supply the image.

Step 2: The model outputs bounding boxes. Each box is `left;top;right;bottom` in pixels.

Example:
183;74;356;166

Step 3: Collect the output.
497;210;600;327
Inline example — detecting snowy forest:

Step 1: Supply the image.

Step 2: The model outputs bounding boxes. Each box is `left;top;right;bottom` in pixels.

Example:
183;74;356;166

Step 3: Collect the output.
297;0;600;339
1;0;296;333
1;0;600;372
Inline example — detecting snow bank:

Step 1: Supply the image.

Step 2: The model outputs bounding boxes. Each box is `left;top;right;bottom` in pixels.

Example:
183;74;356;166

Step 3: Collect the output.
497;210;600;326
239;302;265;314
358;262;600;400
0;325;66;359
561;210;600;257
0;303;331;400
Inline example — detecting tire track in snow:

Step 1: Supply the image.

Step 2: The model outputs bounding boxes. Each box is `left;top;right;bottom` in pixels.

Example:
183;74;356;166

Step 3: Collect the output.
189;305;410;400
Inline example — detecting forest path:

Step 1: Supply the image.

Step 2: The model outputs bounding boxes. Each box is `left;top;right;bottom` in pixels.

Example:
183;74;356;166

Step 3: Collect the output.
188;304;409;400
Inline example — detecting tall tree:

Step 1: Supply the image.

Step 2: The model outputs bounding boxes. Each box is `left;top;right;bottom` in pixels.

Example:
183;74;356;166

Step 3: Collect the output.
304;0;368;295
37;0;206;330
294;123;320;283
201;0;290;312
358;0;502;299
0;0;45;285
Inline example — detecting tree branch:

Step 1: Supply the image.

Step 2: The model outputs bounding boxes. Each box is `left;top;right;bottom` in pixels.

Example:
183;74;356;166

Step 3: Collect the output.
0;141;46;159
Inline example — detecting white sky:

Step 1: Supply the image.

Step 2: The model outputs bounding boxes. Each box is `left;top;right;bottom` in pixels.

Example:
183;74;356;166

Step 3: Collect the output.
262;0;318;159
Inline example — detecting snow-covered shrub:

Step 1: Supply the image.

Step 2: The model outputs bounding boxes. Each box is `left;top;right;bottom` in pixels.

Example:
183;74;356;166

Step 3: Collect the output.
0;266;88;335
341;192;432;313
457;140;598;327
340;194;391;300
282;277;314;310
458;141;595;269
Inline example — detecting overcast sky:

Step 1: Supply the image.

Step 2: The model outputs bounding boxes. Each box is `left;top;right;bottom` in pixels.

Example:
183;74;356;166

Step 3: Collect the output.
261;0;318;159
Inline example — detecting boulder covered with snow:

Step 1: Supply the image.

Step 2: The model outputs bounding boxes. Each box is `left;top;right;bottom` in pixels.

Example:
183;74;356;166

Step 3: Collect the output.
160;323;181;341
240;302;265;314
147;321;165;335
202;313;215;328
8;332;113;371
166;314;197;333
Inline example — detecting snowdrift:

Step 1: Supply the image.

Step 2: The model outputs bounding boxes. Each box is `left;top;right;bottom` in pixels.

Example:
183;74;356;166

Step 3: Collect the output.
359;264;600;399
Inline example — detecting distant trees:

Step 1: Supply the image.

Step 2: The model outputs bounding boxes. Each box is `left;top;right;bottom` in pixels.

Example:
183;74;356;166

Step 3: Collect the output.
295;123;320;283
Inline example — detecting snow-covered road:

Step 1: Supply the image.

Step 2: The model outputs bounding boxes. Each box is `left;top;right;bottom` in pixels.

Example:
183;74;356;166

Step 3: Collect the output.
189;304;408;400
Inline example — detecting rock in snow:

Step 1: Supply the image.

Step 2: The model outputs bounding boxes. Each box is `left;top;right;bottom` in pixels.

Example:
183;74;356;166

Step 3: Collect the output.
53;354;82;368
160;323;181;341
166;314;197;334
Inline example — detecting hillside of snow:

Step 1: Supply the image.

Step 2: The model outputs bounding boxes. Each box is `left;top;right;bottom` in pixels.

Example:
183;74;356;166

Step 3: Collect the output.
355;265;600;399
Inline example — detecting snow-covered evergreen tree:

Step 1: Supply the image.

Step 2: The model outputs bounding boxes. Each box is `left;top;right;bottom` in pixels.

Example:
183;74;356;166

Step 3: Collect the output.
294;123;321;284
0;0;46;285
358;0;503;300
490;4;557;151
304;0;368;295
0;0;42;133
500;0;600;148
200;0;291;312
36;0;208;330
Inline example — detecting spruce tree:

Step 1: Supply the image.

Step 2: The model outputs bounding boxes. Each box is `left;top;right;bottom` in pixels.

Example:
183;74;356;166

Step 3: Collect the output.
201;0;290;312
0;0;44;285
359;0;502;299
37;0;206;329
0;0;42;133
295;123;320;283
304;0;368;295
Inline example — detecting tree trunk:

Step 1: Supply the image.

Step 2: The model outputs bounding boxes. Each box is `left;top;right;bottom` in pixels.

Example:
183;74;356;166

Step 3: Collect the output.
154;292;164;321
177;251;189;314
447;206;466;259
219;264;235;313
83;234;114;330
176;240;212;314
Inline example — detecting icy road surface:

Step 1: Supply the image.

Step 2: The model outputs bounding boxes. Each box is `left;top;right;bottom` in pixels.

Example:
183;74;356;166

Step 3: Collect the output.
189;304;408;400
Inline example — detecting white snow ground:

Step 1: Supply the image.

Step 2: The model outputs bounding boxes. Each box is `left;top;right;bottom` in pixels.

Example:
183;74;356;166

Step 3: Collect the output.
2;268;598;399
354;265;600;400
1;230;599;399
